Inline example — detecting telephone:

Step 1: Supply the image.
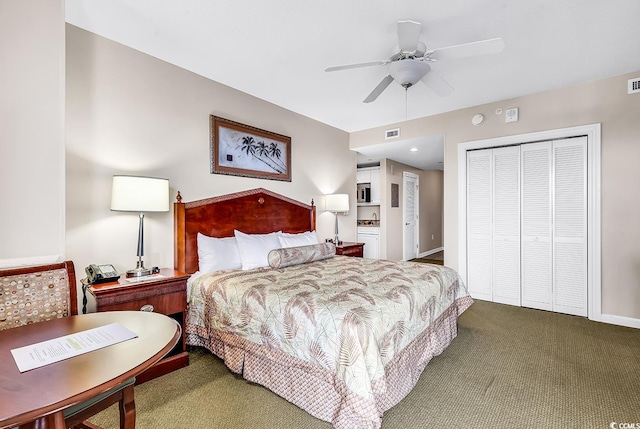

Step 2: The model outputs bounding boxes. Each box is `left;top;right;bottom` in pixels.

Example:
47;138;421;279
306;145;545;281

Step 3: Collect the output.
85;264;120;284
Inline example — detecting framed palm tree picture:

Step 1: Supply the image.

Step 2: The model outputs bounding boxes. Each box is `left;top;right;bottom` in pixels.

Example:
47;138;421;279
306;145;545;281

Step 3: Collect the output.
210;116;291;182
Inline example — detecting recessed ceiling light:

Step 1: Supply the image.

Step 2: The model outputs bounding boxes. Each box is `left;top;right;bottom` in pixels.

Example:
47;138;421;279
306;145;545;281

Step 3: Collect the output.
410;147;418;152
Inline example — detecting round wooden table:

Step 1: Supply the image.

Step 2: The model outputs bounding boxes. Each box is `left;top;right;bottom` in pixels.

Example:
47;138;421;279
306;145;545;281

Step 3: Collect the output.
0;311;181;429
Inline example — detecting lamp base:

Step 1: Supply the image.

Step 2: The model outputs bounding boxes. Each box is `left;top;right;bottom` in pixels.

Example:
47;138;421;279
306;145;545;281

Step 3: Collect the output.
126;260;151;278
126;267;152;278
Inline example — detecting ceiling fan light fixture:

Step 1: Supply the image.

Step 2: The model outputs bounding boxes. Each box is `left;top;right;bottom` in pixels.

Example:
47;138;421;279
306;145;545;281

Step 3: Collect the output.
389;60;431;88
325;20;503;103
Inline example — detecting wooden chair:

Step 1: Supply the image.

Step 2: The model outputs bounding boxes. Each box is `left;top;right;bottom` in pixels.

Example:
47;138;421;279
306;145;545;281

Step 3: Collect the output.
0;261;135;429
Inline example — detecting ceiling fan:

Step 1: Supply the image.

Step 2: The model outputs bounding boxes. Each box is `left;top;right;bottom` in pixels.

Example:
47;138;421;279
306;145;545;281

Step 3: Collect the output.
325;20;505;103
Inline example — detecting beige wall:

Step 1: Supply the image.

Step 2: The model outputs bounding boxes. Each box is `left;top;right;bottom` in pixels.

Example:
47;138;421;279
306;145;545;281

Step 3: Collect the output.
65;25;355;286
0;0;65;266
351;70;640;321
419;170;443;253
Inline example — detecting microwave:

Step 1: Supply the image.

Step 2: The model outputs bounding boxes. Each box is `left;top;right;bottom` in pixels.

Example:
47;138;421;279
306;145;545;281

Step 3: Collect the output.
357;183;371;203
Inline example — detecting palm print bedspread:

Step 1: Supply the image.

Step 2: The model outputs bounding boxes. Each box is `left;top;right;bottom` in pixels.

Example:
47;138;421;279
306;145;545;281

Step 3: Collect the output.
186;255;471;428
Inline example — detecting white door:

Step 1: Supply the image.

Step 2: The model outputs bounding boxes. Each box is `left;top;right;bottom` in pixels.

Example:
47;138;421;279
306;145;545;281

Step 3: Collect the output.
521;142;553;311
553;136;587;316
492;146;521;306
520;137;587;315
466;149;493;301
403;172;419;261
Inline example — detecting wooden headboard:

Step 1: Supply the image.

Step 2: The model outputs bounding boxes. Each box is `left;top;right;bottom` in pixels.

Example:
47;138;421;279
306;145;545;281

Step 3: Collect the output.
174;188;316;273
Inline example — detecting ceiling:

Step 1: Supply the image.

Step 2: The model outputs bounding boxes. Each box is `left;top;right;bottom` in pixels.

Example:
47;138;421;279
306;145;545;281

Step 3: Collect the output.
356;134;444;170
65;0;640;170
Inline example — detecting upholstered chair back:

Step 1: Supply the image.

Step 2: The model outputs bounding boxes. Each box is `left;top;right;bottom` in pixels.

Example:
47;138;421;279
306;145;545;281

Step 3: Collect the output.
0;261;77;331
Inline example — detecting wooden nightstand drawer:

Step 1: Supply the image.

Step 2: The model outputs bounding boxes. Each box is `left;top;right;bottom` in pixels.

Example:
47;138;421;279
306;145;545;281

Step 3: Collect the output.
96;290;186;315
335;242;365;257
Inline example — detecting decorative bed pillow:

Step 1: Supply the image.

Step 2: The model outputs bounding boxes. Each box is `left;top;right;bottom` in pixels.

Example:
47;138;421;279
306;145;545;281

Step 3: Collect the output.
268;243;336;269
197;233;242;272
234;230;282;270
278;231;319;248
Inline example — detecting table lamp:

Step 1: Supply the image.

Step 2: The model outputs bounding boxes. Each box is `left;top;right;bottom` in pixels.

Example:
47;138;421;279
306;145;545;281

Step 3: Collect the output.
111;175;169;278
325;193;349;244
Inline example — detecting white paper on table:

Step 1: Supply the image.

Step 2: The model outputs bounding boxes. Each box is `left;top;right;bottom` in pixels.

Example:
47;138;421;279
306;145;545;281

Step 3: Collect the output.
11;323;138;372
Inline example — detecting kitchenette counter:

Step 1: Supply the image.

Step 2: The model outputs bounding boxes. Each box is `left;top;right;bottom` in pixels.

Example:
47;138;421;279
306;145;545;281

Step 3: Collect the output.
357;219;380;227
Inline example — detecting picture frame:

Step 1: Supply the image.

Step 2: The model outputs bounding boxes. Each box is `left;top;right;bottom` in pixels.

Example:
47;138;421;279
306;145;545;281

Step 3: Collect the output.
210;115;291;182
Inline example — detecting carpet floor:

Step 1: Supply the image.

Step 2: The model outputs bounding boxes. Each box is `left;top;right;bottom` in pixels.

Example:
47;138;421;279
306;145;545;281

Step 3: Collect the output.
89;300;640;428
411;251;444;266
410;258;444;265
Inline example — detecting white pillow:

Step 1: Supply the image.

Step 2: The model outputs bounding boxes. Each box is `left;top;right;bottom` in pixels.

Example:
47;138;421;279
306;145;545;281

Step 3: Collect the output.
197;233;242;273
234;230;282;270
278;231;319;248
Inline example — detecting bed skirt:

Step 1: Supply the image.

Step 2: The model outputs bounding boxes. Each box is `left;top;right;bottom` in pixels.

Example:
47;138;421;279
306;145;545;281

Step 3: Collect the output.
187;295;473;429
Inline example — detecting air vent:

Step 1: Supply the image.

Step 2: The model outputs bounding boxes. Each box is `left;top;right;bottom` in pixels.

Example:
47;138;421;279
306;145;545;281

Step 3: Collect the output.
629;77;640;94
385;128;400;139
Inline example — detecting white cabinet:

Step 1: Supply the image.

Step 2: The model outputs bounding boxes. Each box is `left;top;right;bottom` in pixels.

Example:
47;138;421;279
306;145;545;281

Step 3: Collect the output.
357;167;380;205
357;227;379;259
369;168;380;204
356;169;370;184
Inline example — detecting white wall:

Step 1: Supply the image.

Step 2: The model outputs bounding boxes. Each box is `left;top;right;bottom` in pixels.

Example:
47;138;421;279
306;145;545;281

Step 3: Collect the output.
65;25;355;287
0;0;65;266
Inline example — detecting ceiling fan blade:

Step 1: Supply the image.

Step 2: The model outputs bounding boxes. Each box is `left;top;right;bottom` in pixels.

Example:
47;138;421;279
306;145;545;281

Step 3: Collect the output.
363;75;395;103
397;20;421;53
428;37;505;61
324;60;387;72
421;70;454;97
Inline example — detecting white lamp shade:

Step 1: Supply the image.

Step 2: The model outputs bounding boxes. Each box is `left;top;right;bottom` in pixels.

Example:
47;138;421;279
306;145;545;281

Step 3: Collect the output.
389;59;430;87
325;193;350;212
111;175;170;212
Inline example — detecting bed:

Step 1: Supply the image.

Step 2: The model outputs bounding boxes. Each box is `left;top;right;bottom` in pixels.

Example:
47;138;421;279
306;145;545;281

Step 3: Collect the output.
174;188;472;429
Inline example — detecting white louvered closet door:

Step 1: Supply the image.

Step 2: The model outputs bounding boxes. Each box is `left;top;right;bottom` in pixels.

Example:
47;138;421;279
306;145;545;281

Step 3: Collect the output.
553;136;587;316
467;149;493;300
521;142;553;311
492;146;521;306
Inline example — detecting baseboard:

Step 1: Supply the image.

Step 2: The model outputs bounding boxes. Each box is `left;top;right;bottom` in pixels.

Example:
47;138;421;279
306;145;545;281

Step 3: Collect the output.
598;313;640;329
418;247;443;258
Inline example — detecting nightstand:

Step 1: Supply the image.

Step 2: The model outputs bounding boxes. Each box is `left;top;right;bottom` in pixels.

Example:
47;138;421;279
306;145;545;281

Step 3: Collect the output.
87;268;190;383
335;242;365;257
